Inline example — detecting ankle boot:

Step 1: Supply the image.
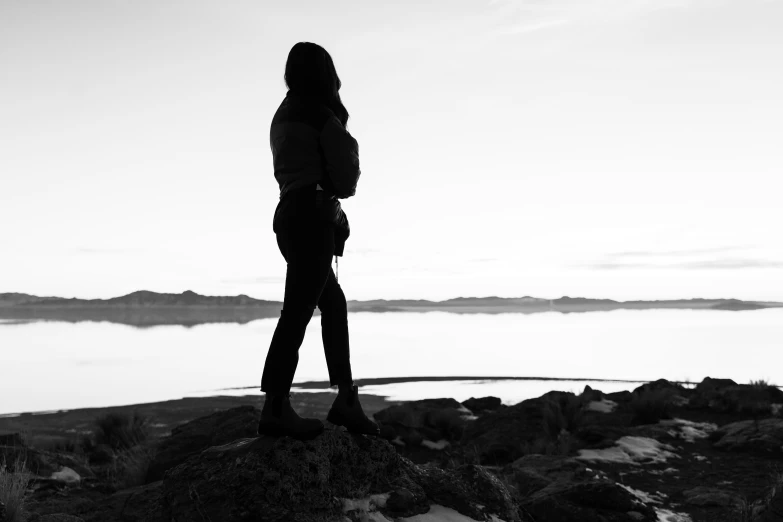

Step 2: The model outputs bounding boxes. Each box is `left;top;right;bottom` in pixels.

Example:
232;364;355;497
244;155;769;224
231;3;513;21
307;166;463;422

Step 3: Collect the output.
326;384;381;436
258;393;324;441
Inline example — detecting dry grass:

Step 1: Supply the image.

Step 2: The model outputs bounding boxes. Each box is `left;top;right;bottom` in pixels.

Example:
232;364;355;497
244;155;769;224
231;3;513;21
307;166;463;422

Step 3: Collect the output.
732;468;783;521
0;454;32;522
94;410;151;451
105;443;156;490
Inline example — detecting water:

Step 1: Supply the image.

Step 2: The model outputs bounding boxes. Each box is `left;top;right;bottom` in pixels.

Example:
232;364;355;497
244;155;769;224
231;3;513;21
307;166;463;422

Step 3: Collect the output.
1;309;780;415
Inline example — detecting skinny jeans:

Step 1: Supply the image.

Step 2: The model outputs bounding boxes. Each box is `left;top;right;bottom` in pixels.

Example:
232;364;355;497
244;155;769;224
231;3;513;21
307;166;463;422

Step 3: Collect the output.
260;188;353;394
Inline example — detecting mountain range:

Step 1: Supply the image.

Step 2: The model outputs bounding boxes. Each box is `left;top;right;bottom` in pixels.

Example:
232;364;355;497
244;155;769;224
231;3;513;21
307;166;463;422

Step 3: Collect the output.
1;290;780;327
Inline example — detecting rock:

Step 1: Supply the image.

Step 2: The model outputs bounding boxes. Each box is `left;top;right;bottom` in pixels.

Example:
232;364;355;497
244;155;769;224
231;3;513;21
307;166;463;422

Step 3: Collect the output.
50;467;80;486
682;486;743;508
631;379;687;397
606;390;633;403
385;487;417;513
373;398;471;447
520;479;658;521
460;397;552;465
710;418;783;454
461;396;503;413
691;383;783;413
145;405;261;482
573;425;630;449
509;466;553;496
696;377;738;394
106;481;166;522
581;385;604;401
158;425;527;522
37;515;85;522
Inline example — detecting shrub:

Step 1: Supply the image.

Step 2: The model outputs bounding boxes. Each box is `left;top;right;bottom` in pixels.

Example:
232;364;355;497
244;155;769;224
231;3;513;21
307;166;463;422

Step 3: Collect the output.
94;410;151;451
749;379;771;389
0;454;31;522
630;389;676;425
105;444;156;490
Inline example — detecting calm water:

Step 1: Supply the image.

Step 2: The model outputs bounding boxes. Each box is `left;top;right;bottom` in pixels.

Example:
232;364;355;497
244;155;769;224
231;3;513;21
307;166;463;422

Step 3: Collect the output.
1;308;781;415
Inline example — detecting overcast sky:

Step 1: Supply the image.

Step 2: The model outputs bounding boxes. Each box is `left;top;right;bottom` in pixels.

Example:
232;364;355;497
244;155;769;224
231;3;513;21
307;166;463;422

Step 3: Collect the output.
1;0;781;302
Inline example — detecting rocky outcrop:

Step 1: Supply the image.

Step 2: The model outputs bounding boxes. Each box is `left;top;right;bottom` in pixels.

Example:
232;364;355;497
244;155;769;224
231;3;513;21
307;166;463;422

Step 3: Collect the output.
373;397;472;447
145;405;261;482
462;396;504;413
521;480;658;521
158;425;527;522
709;418;783;454
681;486;743;508
631;379;688;397
460;397;551;465
692;382;783;414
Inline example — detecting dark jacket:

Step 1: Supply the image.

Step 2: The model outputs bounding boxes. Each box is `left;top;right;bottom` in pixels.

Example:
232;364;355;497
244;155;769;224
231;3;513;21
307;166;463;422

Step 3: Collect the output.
270;90;361;256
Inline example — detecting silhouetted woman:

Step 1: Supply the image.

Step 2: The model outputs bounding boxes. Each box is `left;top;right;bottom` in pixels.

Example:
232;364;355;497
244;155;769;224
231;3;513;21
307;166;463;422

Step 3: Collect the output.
258;42;380;440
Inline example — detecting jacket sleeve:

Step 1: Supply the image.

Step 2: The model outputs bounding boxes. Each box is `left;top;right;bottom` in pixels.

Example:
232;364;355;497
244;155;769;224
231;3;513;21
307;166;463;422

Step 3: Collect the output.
319;114;360;199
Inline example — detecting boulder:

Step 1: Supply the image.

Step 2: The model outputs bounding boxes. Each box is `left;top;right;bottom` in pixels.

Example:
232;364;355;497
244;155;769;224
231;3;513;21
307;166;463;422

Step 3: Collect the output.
691;383;783;413
695;377;738;394
158;425;527;522
574;425;631;449
50;467;80;486
631;379;687;397
461;396;503;413
710;418;783;455
145;405;261;482
460;397;552;465
581;385;604;402
373;398;472;447
520;479;658;521
606;390;633;403
682;486;743;508
504;454;591;497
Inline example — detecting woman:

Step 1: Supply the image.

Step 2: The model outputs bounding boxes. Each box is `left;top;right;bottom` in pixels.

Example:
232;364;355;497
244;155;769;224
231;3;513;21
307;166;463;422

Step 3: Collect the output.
258;42;380;440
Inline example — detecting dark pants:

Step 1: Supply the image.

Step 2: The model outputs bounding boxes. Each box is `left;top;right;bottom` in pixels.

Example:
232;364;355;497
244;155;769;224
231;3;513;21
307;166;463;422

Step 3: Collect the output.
260;218;353;395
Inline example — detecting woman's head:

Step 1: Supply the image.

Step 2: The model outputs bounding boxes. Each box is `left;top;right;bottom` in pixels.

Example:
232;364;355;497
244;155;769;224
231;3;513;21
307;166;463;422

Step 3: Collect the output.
285;42;349;127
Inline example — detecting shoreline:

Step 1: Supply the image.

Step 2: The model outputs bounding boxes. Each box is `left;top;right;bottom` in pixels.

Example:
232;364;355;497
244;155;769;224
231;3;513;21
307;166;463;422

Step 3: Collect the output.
2;375;680;418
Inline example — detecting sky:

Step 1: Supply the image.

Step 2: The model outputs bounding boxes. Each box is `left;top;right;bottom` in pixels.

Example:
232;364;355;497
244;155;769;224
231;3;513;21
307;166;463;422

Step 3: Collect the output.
1;0;782;302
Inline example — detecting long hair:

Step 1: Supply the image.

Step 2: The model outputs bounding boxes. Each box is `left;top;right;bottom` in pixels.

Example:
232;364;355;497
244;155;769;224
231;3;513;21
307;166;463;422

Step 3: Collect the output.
284;42;350;128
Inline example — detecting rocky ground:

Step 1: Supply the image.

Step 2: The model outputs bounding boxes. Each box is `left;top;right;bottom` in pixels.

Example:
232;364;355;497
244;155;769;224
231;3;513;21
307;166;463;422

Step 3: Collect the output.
1;377;782;521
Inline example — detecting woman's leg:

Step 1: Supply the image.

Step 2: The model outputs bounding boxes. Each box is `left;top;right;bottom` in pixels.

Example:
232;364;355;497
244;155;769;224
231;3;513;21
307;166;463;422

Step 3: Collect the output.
318;266;353;387
260;222;335;394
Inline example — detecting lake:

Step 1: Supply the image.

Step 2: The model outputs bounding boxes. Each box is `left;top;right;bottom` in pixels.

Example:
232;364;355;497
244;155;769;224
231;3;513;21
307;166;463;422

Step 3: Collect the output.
2;308;781;415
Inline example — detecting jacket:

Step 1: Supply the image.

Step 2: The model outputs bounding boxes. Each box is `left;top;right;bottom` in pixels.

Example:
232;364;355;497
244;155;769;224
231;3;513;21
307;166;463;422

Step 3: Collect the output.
270;90;361;256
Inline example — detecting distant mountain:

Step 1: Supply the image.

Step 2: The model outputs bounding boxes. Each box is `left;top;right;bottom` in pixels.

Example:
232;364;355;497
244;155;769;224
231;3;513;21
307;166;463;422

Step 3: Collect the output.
0;291;780;327
0;290;277;307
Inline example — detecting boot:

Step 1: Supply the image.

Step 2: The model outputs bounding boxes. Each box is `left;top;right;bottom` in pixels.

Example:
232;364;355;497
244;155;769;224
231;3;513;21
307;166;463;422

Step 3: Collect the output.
326;384;381;436
258;393;324;441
